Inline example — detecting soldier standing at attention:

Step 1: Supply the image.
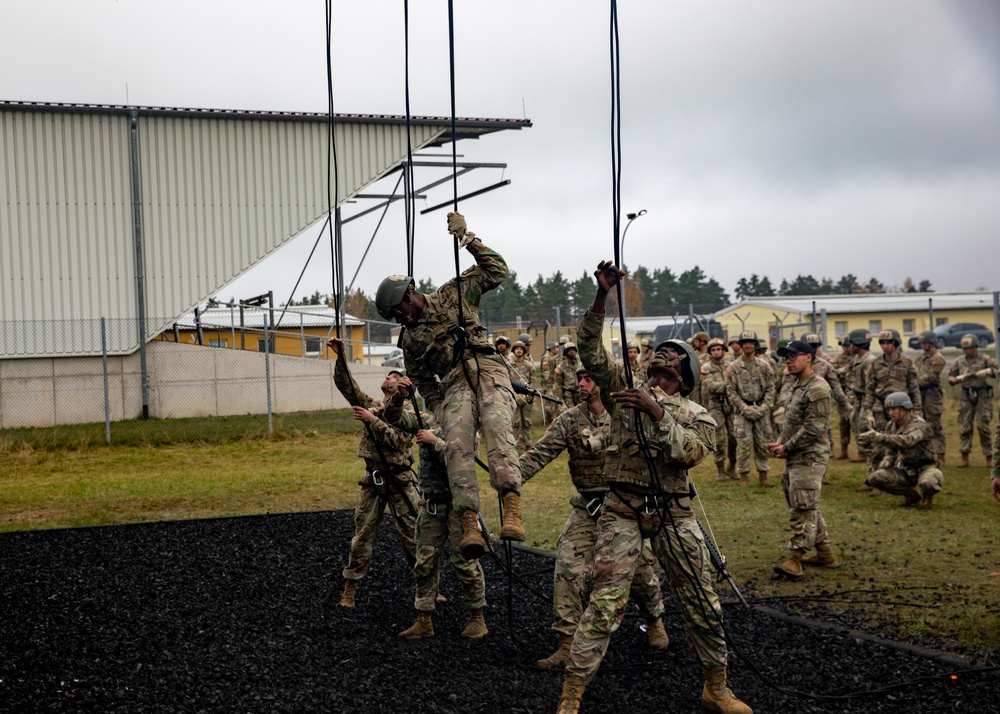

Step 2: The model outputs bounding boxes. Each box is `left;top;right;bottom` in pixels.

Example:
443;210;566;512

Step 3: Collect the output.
726;337;741;364
519;367;668;669
540;341;561;426
701;338;738;482
509;339;536;454
638;337;654;374
689;331;711;406
948;334;999;468
769;340;839;578
374;211;525;562
914;331;947;463
555;261;751;714
831;335;857;460
860;391;944;509
847;329;878;477
726;331;776;488
327;337;418;608
555;342;584;409
625;341;646;383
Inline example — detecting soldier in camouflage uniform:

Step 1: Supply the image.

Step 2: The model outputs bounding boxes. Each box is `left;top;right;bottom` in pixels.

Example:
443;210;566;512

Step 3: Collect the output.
726;331;776;488
914;331;947;463
769;341;839;578
830;335;856;459
948;334;1000;467
540;341;562;426
701;338;737;481
383;377;489;640
555;342;584;410
638;337;653;374
992;390;1000;500
509;339;537;454
861;329;923;481
519;366;668;669
860;391;943;508
327;337;418;609
688;331;711;407
847;329;878;476
726;337;741;364
374;211;524;563
625;341;647;383
494;335;512;361
556;261;751;714
802;334;851;471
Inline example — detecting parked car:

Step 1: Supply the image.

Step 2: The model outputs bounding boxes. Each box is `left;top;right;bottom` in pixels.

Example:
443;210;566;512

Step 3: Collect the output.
381;347;405;369
907;323;995;350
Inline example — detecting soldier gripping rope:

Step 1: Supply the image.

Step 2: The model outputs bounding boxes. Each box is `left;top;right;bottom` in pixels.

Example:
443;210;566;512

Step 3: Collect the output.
374;212;525;561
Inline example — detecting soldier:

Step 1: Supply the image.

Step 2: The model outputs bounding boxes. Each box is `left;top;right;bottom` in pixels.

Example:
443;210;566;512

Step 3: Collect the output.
802;334;851;461
701;337;738;481
556;261;751;714
847;329;878;474
509;339;536;454
520;366;668;668
494;335;512;360
327;337;418;608
914;330;947;463
992;389;1000;501
947;334;999;467
637;337;653;374
384;377;488;640
625;341;646;383
519;332;534;358
540;341;561;425
861;329;923;480
555;342;584;409
374;211;525;562
726;331;776;488
859;391;943;509
769;340;839;578
726;336;741;364
830;335;856;460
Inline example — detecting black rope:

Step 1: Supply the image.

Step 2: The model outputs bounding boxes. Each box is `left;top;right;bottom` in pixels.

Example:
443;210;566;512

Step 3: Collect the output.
324;0;343;338
403;0;416;277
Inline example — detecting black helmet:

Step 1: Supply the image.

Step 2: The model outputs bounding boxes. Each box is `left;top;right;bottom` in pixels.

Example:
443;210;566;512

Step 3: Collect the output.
375;275;414;320
848;328;871;348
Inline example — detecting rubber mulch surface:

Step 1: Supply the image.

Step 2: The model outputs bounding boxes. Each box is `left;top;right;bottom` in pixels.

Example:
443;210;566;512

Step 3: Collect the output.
1;511;996;713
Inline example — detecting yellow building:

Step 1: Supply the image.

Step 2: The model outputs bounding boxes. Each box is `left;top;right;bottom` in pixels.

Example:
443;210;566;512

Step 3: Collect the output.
714;292;997;353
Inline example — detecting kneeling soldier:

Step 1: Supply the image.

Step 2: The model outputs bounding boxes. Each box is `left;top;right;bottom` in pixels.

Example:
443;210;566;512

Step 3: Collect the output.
860;392;943;508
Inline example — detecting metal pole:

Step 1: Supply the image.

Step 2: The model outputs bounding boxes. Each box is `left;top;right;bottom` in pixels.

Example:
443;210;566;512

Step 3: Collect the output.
993;292;999;364
300;313;306;357
102;318;111;445
811;301;817;332
230;304;236;350
264;323;273;435
365;320;371;364
128;109;150;419
820;309;827;351
555;306;562;342
928;298;934;331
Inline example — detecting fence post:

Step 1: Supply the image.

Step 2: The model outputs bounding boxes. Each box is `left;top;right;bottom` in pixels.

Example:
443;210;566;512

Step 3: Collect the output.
993;292;999;364
102;318;111;445
265;324;273;435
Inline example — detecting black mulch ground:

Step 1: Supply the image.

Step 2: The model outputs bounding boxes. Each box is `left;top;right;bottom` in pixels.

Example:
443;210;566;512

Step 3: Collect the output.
1;511;997;713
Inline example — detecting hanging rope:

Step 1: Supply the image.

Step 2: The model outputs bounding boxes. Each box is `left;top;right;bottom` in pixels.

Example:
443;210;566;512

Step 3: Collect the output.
403;0;417;277
325;0;343;338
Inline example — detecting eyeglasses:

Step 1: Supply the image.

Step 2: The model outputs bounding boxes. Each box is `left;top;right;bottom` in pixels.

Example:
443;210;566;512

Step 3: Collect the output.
783;353;806;362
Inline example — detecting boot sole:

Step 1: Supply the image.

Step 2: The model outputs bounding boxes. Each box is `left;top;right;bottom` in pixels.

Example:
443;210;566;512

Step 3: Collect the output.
499;527;525;541
459;541;487;560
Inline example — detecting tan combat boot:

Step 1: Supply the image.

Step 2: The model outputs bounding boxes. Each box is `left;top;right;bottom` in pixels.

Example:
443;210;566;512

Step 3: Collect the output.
738;473;750;488
726;462;738;480
920;494;935;510
556;676;586;714
537;635;573;668
399;611;434;639
836;445;849;460
936;452;946;465
339;580;358;608
460;607;488;639
959;453;970;468
500;490;526;541
901;488;922;507
459;510;487;560
773;549;804;579
757;471;774;488
644;617;669;650
702;667;752;714
716;462;728;482
801;542;842;568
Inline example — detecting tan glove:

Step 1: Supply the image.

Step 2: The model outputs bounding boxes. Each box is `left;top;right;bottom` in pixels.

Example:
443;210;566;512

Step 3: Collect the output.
863;412;876;431
857;430;877;446
976;368;994;379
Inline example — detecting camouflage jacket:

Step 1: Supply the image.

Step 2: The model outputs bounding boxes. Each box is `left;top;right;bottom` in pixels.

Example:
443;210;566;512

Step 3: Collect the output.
519;402;611;495
334;360;414;470
578;309;715;491
508;354;536;388
383;391;450;498
554;354;583;403
699;358;731;411
849;351;877;395
863;353;922;416
874;414;935;473
813;356;850;410
725;356;775;412
539;352;558;392
777;372;831;463
831;351;855;388
913;350;945;393
400;237;508;414
948;353;1000;391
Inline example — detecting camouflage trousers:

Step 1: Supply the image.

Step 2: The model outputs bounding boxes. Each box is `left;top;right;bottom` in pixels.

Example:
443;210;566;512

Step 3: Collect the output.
957;390;994;456
866;402;889;473
838;398;852;449
549;498;664;637
513;399;533;454
543;396;560;426
412;499;486;612
851;391;871;462
565;491;727;685
921;388;946;454
342;479;418;581
439;356;521;515
780;460;830;553
734;412;772;473
707;403;736;466
867;465;943;500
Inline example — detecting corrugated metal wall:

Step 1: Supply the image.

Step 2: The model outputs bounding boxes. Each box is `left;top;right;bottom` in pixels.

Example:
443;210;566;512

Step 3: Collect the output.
0;107;444;334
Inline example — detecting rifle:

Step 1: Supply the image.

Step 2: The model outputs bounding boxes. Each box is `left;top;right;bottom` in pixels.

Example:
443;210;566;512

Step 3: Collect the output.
511;380;564;405
688;483;749;607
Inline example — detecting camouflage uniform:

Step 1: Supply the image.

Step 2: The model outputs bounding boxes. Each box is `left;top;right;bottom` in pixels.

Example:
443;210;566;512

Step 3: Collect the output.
554;351;584;409
949;353;1000;458
726;354;775;474
776;372;833;553
864;414;943;501
914;348;947;456
334;361;418;582
831;347;855;453
383;391;486;613
519;403;664;637
862;352;923;471
849;350;878;464
566;309;729;684
539;346;561;425
637;339;653;378
401;237;521;516
700;355;737;471
508;350;536;454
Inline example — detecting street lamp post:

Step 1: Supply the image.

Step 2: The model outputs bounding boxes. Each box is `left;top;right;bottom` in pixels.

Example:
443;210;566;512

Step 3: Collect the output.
620;209;647;267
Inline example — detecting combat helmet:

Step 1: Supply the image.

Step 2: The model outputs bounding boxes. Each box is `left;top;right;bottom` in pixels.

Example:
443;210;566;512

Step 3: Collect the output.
692;331;710;343
375;275;415;320
563;341;578;353
803;333;822;347
917;331;937;345
960;334;980;349
707;337;727;352
547;341;558;350
652;339;700;396
848;328;872;348
512;340;526;351
559;335;570;345
494;335;511;348
839;334;853;347
518;333;533;346
738;330;758;345
877;329;901;347
884;391;913;410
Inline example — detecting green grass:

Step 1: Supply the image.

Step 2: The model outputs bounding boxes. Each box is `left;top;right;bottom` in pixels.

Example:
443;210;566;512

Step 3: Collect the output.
1;405;998;660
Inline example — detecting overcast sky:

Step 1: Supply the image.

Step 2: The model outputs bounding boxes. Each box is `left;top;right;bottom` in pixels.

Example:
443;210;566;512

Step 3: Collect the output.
3;1;998;306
